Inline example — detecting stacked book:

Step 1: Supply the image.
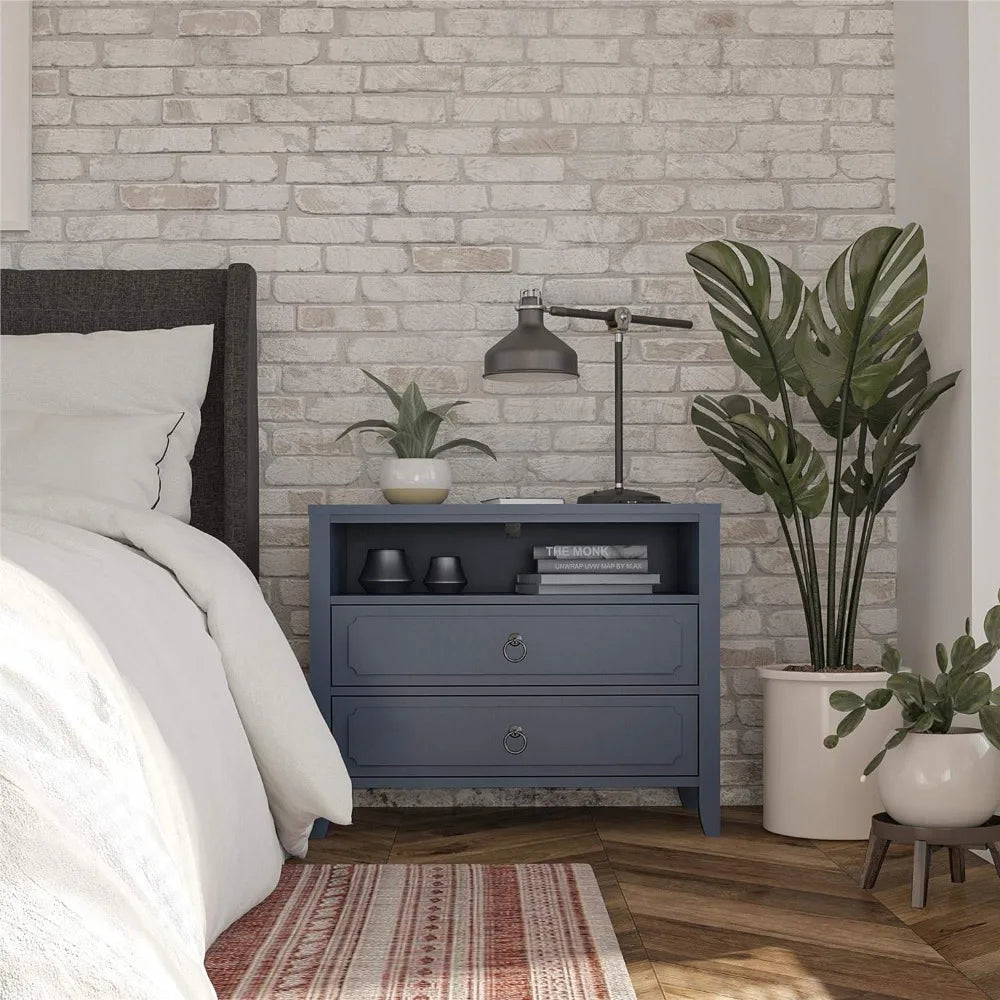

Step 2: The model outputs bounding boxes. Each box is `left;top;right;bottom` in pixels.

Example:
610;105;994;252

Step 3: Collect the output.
516;544;659;595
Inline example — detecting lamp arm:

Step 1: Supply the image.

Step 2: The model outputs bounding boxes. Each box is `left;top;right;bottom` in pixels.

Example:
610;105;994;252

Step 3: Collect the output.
542;301;692;499
628;312;693;330
546;304;693;330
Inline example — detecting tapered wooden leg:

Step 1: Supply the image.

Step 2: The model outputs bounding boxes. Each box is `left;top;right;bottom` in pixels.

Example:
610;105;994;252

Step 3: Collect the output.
860;832;891;890
912;840;931;908
948;846;966;883
987;842;1000;879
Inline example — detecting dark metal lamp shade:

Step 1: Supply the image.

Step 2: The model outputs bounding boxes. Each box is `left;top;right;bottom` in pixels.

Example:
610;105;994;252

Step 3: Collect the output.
483;289;578;382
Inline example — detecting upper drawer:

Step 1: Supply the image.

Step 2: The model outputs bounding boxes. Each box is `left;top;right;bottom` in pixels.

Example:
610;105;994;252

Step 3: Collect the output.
330;604;697;686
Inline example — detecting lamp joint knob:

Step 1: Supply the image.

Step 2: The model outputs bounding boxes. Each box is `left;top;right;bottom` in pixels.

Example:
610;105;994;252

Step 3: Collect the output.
517;288;544;310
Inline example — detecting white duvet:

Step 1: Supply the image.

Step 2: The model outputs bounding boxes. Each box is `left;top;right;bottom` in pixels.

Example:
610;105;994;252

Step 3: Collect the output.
0;490;353;1000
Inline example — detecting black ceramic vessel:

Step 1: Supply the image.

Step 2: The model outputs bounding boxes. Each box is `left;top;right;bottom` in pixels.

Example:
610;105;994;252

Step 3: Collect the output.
423;555;468;594
358;548;413;595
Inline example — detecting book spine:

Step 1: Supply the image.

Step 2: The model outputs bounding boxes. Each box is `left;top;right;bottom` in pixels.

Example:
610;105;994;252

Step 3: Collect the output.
534;559;648;573
516;584;654;595
518;573;659;585
481;498;565;504
532;545;648;560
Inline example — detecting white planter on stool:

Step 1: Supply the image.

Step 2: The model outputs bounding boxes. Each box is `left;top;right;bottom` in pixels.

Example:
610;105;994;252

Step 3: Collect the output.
380;458;451;504
875;728;1000;827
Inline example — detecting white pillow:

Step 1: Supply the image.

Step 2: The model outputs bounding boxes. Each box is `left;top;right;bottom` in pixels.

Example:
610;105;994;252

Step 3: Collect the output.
1;410;184;509
0;325;214;522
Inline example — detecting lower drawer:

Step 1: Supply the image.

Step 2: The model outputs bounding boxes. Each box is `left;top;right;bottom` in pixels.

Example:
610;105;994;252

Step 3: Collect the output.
333;695;698;778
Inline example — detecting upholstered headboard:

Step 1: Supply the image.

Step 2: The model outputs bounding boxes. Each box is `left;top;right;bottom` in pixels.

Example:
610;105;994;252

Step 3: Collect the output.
0;265;259;575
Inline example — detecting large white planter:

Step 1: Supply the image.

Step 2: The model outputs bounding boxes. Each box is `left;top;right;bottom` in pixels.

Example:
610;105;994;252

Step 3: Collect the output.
380;458;451;504
875;729;1000;827
759;667;895;839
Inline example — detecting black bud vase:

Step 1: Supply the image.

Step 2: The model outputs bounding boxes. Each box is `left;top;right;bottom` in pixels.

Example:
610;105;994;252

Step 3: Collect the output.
358;548;413;595
424;555;468;595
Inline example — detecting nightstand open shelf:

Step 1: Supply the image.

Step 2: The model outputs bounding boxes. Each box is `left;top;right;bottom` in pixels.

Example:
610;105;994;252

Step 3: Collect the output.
309;503;721;835
325;516;701;597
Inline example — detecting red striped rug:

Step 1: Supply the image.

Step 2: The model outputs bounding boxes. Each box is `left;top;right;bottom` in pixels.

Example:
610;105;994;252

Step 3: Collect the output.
206;863;636;999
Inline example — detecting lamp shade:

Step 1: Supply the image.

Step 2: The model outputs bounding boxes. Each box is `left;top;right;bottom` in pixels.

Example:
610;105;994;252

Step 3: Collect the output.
483;289;578;381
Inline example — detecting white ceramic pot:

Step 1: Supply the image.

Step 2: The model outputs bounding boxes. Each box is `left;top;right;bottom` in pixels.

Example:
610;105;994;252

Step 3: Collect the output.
759;667;896;839
380;458;451;504
875;728;1000;827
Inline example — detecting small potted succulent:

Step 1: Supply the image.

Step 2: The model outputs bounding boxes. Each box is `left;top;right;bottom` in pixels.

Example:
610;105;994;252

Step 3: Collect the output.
826;591;1000;827
337;370;496;504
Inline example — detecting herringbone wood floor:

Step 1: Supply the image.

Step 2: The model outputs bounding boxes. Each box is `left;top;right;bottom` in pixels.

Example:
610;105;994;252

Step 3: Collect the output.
304;807;1000;1000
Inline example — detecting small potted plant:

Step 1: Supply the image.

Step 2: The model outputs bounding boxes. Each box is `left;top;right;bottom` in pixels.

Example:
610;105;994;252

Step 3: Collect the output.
687;223;961;839
337;370;496;504
826;591;1000;827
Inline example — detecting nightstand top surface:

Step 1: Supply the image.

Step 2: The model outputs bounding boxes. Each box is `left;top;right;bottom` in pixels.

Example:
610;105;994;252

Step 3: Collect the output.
309;502;720;523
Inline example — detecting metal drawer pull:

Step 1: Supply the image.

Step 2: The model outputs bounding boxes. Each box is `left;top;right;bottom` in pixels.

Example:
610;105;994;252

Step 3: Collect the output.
502;632;527;663
503;726;527;755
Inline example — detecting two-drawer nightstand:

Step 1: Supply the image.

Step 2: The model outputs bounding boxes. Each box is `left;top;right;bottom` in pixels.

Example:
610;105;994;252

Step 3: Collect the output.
309;503;721;836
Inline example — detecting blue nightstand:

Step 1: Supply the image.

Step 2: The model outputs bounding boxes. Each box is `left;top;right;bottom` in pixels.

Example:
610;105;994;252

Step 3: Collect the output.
309;503;721;836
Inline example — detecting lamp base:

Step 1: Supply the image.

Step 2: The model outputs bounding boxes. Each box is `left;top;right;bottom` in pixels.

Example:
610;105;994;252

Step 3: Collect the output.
577;486;663;504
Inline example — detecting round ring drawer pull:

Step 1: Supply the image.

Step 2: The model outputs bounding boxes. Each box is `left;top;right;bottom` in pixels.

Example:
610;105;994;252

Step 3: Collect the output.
502;633;527;663
503;726;527;755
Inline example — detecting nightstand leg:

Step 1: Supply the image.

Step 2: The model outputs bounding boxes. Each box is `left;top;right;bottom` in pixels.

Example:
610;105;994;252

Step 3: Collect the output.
700;793;721;837
680;786;721;837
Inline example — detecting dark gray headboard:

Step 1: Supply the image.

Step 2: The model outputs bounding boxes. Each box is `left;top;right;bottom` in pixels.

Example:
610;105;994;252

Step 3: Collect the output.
0;265;259;575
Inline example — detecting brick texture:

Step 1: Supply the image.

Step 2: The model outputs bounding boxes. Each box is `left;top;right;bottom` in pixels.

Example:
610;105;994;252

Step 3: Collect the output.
6;1;897;807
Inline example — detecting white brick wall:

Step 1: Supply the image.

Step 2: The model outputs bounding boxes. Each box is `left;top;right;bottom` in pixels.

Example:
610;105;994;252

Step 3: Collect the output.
6;0;897;806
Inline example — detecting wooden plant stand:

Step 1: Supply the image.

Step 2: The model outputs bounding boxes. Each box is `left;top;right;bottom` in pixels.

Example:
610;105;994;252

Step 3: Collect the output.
861;812;1000;908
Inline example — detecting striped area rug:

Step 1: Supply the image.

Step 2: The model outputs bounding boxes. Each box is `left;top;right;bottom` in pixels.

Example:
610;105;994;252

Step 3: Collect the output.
206;862;636;999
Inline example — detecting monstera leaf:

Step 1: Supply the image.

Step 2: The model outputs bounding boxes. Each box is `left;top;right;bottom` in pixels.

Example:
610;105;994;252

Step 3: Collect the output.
797;224;927;411
730;412;829;519
687;240;809;401
865;334;930;437
839;443;919;515
690;394;769;494
831;371;957;520
869;372;960;490
808;390;864;439
808;303;931;440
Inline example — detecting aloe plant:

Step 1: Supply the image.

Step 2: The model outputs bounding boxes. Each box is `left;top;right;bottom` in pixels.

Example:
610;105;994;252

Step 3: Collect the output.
687;224;960;669
824;592;1000;774
336;370;496;461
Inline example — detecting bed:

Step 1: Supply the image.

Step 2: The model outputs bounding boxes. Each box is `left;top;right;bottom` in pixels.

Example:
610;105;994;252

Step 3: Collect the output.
1;266;260;572
0;267;352;1000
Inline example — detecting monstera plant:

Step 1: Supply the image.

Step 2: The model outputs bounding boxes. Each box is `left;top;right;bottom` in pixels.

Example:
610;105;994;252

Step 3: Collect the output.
688;224;959;671
687;224;962;839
